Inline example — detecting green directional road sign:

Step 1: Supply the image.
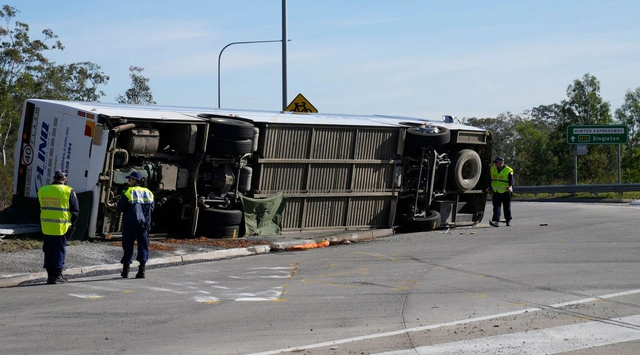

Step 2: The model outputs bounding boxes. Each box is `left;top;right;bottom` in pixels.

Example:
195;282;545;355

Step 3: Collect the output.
566;125;628;145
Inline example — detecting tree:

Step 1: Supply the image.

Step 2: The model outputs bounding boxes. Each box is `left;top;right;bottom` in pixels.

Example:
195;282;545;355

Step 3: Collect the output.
31;62;109;101
0;5;110;165
513;108;559;185
557;73;615;184
615;88;640;149
116;66;156;105
615;87;640;182
561;73;612;126
464;112;522;163
0;5;109;209
0;5;60;168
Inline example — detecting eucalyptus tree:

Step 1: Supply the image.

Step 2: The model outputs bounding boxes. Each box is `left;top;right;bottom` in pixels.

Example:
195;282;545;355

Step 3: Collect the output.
0;5;109;209
116;66;156;105
615;87;640;182
558;73;614;184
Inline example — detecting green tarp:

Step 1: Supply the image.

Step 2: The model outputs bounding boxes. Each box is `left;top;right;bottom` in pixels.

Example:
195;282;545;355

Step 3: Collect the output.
240;192;286;236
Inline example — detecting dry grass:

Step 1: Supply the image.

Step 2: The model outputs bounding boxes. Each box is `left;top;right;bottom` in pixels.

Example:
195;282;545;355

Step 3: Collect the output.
0;238;42;252
104;237;271;252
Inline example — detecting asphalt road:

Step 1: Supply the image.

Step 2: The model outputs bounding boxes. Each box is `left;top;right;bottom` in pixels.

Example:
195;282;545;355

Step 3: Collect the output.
2;201;640;355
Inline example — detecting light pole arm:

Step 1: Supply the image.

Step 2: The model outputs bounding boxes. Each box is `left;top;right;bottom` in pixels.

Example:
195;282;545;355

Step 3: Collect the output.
217;40;285;108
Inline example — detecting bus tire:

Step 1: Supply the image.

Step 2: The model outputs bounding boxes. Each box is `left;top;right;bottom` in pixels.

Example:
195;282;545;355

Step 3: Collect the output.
206;224;241;239
202;208;243;225
402;210;441;231
208;118;255;140
210;136;253;155
451;149;482;191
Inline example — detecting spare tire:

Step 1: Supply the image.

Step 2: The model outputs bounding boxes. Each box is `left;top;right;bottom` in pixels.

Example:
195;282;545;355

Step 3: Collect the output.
405;125;450;155
451;149;482;191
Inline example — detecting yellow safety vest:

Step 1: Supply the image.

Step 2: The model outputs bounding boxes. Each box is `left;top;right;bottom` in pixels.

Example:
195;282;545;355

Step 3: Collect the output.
124;186;154;205
38;184;73;236
490;165;513;193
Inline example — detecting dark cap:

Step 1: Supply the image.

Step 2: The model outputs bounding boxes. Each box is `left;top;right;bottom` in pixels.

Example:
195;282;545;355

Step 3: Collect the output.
493;156;505;162
125;171;143;181
53;171;67;181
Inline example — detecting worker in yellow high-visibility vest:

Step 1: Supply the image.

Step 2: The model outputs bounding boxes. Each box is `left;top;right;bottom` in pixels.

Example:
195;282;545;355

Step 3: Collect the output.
37;171;79;284
489;156;514;227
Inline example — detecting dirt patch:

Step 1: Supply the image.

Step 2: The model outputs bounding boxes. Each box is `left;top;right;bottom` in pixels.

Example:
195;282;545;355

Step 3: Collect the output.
0;239;42;252
163;237;270;249
106;237;271;252
1;236;271;254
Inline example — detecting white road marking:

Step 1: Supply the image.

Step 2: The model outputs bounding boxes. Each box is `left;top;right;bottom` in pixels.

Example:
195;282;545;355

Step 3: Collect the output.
68;283;121;291
375;314;640;355
68;293;103;299
145;286;189;294
246;288;640;355
235;289;283;301
194;295;220;303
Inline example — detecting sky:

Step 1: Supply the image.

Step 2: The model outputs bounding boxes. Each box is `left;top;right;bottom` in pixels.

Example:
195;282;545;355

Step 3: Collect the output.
11;0;640;119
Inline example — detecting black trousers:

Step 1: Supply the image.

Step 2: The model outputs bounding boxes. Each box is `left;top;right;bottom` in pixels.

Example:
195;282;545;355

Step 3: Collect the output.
43;234;67;270
491;192;512;222
120;227;149;265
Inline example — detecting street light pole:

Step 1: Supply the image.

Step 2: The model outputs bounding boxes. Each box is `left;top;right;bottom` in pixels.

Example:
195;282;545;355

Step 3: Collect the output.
281;0;288;111
217;40;282;109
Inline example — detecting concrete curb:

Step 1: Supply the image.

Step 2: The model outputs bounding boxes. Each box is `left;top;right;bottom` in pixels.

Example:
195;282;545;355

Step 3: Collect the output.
0;229;392;288
0;246;272;288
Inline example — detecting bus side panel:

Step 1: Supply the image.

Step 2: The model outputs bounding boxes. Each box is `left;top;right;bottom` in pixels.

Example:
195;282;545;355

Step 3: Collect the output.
252;123;401;230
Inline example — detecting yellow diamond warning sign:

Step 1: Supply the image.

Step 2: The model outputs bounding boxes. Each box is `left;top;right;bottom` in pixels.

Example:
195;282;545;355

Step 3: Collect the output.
284;93;317;113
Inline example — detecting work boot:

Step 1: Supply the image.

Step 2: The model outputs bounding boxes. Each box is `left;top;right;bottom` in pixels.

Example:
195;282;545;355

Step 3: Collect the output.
135;264;145;279
489;220;499;227
46;269;56;284
55;269;68;284
121;264;130;278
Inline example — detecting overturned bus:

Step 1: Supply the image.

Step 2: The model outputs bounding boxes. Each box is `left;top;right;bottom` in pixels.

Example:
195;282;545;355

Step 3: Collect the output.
7;99;492;240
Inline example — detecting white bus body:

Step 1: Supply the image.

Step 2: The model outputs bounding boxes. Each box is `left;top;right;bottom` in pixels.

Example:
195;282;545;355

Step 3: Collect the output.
8;99;492;239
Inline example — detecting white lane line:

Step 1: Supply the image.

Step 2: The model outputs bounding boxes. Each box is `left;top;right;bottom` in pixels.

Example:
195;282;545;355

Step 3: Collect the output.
375;314;640;355
68;293;103;299
246;288;640;355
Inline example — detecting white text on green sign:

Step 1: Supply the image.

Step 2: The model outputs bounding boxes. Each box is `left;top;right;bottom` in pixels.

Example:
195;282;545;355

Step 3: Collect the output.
566;125;628;145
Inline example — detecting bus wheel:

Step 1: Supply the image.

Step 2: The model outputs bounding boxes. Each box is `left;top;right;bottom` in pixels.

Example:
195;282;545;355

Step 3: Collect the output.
210;136;253;155
203;208;243;225
206;117;255;140
451;149;482;191
205;224;241;238
401;210;441;232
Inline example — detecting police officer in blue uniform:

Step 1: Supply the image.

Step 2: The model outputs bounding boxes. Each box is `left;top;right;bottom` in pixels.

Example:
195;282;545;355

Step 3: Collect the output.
117;171;155;278
37;171;79;284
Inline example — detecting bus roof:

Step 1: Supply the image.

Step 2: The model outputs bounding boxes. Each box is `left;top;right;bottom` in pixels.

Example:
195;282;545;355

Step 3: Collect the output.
27;99;485;131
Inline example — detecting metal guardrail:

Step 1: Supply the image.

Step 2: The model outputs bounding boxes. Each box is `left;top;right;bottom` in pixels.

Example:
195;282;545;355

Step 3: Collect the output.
514;184;640;195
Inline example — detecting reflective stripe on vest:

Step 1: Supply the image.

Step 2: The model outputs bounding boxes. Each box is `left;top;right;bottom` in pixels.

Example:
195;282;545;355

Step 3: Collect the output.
490;165;513;193
124;186;154;205
38;184;73;236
